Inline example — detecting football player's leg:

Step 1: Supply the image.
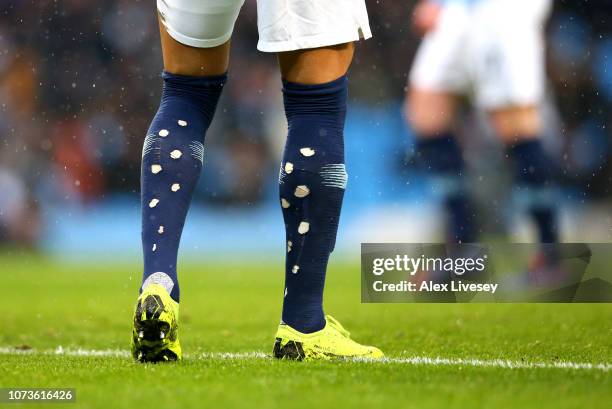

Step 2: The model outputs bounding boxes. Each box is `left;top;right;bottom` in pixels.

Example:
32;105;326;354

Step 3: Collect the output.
477;0;557;244
275;44;353;335
404;42;476;243
489;108;558;243
133;0;243;362
140;0;243;302
406;89;476;244
258;0;382;359
274;46;382;358
406;7;477;244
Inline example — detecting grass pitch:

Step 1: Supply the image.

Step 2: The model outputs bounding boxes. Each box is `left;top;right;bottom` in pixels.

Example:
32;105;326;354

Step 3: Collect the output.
1;253;610;408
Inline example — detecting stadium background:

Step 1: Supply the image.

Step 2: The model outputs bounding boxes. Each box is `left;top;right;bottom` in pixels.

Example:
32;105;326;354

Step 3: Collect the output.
1;2;611;408
1;0;611;256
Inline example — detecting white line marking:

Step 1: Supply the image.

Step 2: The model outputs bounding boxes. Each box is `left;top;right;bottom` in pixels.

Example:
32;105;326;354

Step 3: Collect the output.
196;351;269;360
0;347;609;372
0;347;131;358
377;356;612;372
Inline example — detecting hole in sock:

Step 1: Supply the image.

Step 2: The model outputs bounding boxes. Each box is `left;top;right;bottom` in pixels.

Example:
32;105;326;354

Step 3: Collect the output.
300;147;315;157
298;221;310;234
294;185;310;198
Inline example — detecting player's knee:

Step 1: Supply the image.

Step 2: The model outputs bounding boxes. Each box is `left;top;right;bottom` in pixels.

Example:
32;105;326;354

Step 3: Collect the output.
278;43;354;85
408;112;441;137
405;90;455;136
489;106;541;142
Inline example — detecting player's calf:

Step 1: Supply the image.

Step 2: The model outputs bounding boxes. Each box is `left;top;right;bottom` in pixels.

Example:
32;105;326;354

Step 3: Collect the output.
140;72;225;303
415;133;477;243
506;138;558;243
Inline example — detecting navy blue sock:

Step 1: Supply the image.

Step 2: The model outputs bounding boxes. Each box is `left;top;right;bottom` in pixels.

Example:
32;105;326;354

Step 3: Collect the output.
507;139;558;243
140;72;226;302
279;76;348;333
416;134;477;243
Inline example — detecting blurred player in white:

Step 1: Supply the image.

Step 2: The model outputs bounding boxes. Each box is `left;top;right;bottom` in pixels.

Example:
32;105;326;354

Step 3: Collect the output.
406;0;557;245
131;0;383;362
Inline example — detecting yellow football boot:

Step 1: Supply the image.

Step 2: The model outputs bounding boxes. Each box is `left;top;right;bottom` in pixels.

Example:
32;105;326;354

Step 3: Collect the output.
273;315;384;361
131;284;182;362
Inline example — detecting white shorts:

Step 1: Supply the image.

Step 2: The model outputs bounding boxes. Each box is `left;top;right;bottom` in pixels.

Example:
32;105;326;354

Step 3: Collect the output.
409;0;552;109
157;0;372;52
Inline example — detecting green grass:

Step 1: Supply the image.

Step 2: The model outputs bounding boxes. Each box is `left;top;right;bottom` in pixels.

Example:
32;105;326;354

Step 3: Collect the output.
1;253;611;408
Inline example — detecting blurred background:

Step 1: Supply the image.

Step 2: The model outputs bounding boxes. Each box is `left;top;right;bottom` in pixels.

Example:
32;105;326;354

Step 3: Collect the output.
0;0;611;258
